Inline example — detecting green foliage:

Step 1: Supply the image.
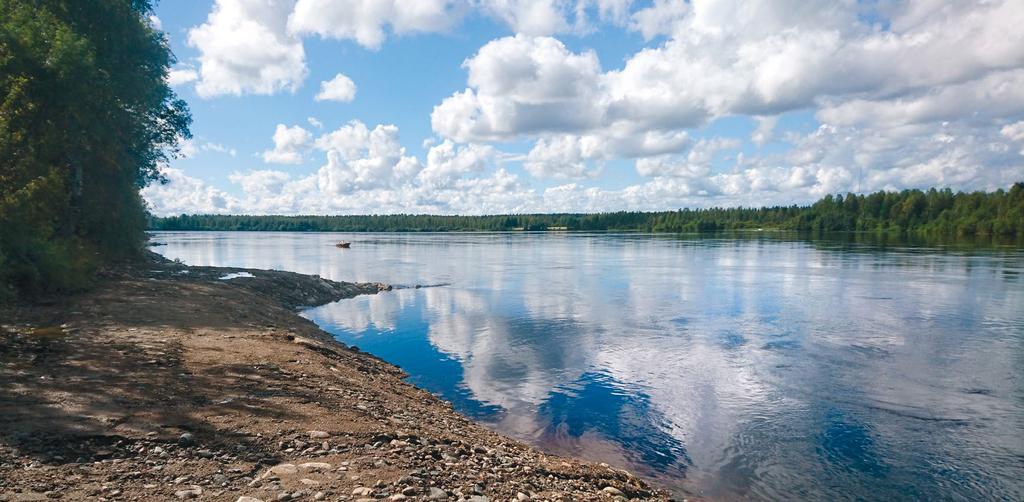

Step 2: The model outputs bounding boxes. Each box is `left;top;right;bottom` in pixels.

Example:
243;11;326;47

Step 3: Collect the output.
150;184;1024;239
0;0;191;299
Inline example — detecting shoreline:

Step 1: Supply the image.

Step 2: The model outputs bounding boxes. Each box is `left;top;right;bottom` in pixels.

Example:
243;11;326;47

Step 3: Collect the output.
0;256;671;501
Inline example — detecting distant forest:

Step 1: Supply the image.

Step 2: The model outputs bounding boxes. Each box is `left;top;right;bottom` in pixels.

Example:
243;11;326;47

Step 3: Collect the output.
152;184;1024;237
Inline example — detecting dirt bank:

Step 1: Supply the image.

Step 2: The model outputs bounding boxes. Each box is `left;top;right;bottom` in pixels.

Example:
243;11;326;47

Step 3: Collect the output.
0;256;671;502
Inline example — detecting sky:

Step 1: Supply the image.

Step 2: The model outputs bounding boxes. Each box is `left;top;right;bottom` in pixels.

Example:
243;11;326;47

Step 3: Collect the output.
143;0;1024;216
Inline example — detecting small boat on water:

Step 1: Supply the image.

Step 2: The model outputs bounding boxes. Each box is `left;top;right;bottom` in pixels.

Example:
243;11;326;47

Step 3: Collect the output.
335;241;351;248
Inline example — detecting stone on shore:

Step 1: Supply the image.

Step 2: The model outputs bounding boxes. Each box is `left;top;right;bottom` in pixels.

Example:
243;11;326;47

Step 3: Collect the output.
603;486;625;497
175;486;203;499
298;462;332;472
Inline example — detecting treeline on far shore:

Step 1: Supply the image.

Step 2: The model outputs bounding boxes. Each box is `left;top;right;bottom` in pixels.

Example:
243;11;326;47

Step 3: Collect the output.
151;184;1024;237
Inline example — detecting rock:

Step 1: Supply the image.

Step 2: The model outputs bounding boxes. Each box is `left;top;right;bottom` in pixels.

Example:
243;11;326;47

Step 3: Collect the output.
389;495;408;501
467;497;490;502
516;493;530;501
427;487;447;500
236;498;264;502
308;431;330;439
175;486;203;499
602;486;624;497
300;479;320;486
260;463;298;479
298;462;332;472
312;492;325;501
275;493;291;502
178;433;195;447
352;487;374;496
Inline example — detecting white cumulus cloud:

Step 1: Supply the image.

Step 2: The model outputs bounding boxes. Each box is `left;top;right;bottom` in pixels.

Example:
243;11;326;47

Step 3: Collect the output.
635;138;741;179
314;73;357;102
288;0;463;49
432;35;605;142
262;124;313;164
167;66;199;87
419;140;496;187
188;0;307;98
144;168;236;215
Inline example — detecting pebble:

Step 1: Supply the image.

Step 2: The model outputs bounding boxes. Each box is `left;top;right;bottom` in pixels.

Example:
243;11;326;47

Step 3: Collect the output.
602;486;625;497
236;497;264;502
516;493;530;501
298;462;332;472
307;430;330;439
427;487;447;500
352;487;374;496
174;486;203;499
261;463;298;479
178;433;195;447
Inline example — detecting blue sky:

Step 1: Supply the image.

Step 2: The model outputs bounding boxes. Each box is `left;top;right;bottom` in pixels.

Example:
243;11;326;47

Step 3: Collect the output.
144;0;1024;215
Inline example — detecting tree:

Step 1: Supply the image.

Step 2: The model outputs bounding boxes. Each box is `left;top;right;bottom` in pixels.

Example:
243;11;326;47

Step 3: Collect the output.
0;0;191;298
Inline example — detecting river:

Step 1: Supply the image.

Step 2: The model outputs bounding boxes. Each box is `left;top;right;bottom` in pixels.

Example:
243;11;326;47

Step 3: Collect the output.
151;231;1024;500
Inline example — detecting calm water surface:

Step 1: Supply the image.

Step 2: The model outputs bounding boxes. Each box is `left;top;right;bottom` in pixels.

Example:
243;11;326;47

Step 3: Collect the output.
151;231;1024;500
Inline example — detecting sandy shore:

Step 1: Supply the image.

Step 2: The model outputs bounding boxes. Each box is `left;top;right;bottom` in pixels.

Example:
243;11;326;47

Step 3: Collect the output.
0;256;671;501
